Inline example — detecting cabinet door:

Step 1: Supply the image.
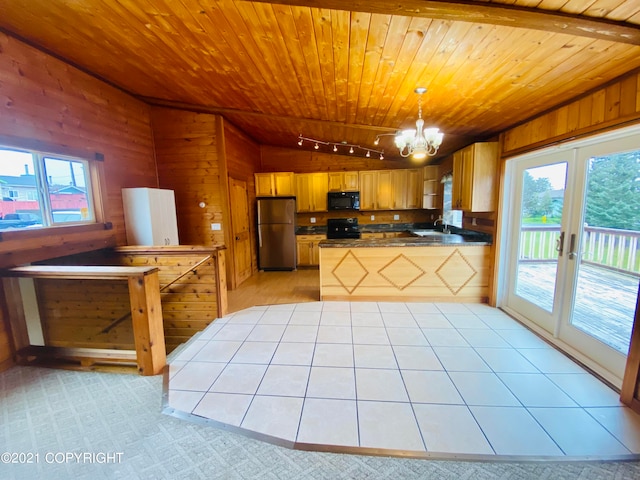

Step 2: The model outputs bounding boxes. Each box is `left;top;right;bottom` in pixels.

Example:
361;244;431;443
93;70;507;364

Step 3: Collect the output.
310;173;328;211
310;240;320;265
296;239;311;266
344;172;359;191
405;169;423;209
460;146;475;211
255;173;274;196
359;171;376;210
468;142;499;212
376;170;393;210
274;172;295;196
391;170;407;209
327;172;344;192
294;174;312;212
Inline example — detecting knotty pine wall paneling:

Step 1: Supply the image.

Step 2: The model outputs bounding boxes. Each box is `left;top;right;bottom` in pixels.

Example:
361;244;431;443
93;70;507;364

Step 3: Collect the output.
151;107;226;247
223;121;261;277
260;145;413;173
502;70;640;157
0;33;159;368
0;33;158;252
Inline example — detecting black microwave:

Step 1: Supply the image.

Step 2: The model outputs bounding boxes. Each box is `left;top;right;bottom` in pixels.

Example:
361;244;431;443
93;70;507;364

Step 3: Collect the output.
328;191;360;210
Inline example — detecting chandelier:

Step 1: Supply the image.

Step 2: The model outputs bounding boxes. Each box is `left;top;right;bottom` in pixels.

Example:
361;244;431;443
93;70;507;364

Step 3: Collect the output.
376;87;444;161
297;135;384;160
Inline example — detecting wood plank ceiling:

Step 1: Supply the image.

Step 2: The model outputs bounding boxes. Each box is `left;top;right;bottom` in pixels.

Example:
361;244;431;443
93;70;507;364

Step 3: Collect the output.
1;0;639;161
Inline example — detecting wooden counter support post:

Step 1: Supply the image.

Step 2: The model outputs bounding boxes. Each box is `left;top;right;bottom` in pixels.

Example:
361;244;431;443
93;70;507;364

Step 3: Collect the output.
128;271;166;376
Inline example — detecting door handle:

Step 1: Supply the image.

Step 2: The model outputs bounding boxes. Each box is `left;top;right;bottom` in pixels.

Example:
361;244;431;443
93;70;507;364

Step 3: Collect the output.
556;231;565;256
568;233;577;260
235;236;240;241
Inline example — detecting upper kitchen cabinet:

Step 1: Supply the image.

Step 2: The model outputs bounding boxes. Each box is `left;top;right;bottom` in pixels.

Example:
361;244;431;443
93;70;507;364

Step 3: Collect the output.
294;172;328;212
122;187;179;246
422;165;440;210
327;171;359;192
398;168;423;210
359;169;422;211
452;142;499;212
254;172;295;197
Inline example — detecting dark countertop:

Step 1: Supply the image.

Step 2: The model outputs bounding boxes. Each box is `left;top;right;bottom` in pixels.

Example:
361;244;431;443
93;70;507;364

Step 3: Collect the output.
298;222;492;245
296;225;327;235
318;234;491;248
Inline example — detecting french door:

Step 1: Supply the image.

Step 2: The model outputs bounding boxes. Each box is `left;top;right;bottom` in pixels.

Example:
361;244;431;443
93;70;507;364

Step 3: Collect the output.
502;126;640;386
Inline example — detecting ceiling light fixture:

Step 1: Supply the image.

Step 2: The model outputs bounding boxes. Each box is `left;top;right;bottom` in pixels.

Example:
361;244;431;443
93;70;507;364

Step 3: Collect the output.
297;135;384;160
376;87;444;161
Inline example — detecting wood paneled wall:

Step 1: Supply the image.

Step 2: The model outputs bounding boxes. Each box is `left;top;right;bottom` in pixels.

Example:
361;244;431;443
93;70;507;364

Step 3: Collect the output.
151;107;226;247
223;121;261;276
502;70;640;157
0;33;157;246
0;32;158;370
260;145;419;173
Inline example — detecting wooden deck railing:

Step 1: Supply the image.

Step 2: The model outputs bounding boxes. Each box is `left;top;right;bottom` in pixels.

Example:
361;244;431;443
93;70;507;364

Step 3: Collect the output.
519;225;640;276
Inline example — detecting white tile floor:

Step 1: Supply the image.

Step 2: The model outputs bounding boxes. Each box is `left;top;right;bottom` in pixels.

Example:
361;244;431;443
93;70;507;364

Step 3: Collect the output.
164;301;640;459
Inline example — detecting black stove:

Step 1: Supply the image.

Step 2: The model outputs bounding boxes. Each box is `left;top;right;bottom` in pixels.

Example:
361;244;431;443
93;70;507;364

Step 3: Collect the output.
327;217;361;239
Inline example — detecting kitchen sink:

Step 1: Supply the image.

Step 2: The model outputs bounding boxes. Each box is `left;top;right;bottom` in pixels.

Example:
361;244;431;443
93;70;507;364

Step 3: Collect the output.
410;229;446;236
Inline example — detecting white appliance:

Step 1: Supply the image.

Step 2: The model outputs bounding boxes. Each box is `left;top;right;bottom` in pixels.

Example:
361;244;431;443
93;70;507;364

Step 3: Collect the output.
122;187;179;246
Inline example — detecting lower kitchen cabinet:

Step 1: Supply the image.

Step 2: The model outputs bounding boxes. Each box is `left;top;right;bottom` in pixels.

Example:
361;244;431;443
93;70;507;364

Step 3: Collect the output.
296;234;325;266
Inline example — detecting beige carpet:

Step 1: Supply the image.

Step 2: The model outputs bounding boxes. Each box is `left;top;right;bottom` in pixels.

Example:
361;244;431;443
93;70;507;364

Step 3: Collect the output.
2;365;640;479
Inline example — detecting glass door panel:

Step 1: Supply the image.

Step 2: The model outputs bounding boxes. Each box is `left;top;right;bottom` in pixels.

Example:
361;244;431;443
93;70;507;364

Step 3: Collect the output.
514;163;567;313
564;147;640;359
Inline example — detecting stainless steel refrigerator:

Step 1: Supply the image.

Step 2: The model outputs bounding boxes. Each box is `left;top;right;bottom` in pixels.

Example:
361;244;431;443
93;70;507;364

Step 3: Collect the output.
257;197;296;270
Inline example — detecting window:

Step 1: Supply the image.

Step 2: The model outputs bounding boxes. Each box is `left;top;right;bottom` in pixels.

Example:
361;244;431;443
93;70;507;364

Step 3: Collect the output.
0;147;97;231
441;173;463;228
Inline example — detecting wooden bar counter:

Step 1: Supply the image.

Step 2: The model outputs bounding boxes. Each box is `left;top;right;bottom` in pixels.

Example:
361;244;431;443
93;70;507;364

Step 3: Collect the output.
319;234;492;302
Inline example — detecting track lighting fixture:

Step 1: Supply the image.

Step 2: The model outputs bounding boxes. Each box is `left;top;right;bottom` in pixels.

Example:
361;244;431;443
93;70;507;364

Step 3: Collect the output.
296;135;384;160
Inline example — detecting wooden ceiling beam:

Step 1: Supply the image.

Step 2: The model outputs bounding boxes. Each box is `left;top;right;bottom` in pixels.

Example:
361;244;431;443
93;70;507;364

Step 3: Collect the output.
246;0;640;46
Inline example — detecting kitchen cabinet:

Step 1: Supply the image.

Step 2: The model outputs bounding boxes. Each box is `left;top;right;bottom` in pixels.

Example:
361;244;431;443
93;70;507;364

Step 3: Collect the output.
328;171;359;192
359;169;422;211
422;165;440;209
399;168;423;209
122;187;179;245
296;234;325;266
294;173;328;212
358;171;377;210
452;142;499;212
254;172;295;197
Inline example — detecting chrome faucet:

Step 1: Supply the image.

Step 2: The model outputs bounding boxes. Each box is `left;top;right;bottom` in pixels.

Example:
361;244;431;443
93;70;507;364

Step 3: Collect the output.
434;216;450;234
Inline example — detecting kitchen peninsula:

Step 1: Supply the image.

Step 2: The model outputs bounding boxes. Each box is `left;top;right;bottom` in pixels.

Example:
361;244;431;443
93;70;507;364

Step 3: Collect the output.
319;232;491;302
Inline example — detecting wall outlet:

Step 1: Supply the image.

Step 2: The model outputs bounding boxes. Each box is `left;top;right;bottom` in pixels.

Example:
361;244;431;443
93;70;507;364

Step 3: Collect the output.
310;217;316;224
471;217;477;226
210;223;221;231
370;215;375;221
394;214;400;220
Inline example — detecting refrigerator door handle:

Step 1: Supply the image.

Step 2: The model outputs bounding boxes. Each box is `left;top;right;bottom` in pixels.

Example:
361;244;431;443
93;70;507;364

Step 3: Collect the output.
258;226;262;248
